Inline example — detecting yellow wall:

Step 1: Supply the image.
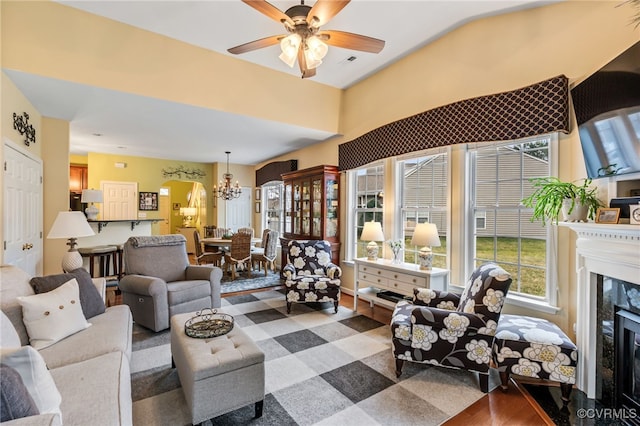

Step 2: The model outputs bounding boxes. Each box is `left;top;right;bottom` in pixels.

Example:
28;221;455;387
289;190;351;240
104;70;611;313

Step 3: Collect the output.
2;0;639;337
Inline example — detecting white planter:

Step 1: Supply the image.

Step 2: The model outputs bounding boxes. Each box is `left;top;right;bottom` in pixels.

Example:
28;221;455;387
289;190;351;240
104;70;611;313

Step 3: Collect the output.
562;199;589;222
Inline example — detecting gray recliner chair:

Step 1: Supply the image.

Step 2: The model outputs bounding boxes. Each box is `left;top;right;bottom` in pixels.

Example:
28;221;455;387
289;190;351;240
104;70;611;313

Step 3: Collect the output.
118;234;222;332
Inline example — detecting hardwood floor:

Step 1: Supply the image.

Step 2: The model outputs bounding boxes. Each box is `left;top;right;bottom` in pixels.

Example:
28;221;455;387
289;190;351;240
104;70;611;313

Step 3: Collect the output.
114;283;553;424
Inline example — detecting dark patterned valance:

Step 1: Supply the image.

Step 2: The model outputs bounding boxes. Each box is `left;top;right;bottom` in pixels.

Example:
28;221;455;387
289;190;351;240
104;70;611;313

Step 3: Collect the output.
255;159;298;186
339;75;569;171
571;71;640;126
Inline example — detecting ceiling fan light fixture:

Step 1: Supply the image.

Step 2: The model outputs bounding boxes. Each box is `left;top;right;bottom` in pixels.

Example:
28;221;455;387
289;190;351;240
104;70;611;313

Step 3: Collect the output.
279;33;301;68
304;48;323;69
306;35;328;60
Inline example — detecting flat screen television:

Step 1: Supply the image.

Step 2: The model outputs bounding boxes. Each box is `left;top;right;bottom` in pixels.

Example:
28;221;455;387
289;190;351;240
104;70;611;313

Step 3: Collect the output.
571;42;640;180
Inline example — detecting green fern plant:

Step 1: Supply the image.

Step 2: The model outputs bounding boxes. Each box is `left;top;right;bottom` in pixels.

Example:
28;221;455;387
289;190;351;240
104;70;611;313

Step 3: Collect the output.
521;177;603;225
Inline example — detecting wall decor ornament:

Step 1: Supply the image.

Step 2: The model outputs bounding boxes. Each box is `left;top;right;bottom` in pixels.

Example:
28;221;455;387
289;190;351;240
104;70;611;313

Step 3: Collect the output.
12;112;36;146
161;166;206;180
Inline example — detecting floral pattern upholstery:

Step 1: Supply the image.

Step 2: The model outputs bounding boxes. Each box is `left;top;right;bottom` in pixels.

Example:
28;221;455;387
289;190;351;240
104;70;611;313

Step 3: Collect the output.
391;263;512;392
283;240;341;314
493;314;577;404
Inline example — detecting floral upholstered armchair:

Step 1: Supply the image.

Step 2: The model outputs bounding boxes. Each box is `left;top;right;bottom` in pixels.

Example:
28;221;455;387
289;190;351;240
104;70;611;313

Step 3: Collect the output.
391;263;512;392
283;240;341;314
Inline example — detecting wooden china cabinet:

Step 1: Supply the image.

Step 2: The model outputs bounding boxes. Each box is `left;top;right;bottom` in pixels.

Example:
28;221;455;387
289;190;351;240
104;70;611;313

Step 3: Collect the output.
280;165;341;275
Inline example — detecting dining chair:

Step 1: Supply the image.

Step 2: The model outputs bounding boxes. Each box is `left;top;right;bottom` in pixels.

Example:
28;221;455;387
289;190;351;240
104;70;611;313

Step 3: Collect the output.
237;227;254;238
223;233;252;280
193;230;223;267
251;230;278;276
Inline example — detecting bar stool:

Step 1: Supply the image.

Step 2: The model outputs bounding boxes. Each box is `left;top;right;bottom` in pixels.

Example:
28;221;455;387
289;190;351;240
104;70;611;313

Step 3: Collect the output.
78;245;118;278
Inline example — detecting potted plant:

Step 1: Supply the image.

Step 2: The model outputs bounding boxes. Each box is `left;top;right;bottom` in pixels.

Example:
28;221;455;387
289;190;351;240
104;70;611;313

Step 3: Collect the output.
521;177;603;225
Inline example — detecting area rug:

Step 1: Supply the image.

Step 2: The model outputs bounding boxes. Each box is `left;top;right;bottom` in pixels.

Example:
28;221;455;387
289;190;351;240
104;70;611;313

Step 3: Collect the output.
220;270;283;294
130;290;499;425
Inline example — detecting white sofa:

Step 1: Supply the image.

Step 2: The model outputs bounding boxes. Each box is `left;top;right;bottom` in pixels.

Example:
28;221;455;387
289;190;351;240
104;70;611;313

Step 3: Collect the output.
0;265;133;426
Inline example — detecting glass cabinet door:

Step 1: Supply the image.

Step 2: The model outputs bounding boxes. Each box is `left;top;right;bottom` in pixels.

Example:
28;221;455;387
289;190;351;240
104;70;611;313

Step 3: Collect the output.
301;180;311;235
326;178;338;238
293;183;301;234
312;178;322;237
284;183;292;234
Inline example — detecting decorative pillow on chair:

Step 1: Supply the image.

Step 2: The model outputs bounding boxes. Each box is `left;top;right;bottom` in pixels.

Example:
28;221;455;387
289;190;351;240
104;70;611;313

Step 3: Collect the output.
0;346;62;420
18;279;91;349
30;268;105;319
0;364;39;421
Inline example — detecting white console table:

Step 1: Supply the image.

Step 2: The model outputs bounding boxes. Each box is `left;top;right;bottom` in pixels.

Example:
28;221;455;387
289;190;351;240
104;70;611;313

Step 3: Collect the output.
353;258;449;311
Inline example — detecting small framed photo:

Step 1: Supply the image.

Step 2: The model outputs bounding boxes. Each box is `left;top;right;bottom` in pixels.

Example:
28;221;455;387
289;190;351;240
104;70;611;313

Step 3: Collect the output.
255;188;261;201
139;192;158;211
595;207;620;224
172;202;181;210
255;201;261;214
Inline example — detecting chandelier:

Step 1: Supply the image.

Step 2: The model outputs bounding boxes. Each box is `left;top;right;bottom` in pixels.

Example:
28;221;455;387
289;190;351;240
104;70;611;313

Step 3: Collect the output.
214;151;242;201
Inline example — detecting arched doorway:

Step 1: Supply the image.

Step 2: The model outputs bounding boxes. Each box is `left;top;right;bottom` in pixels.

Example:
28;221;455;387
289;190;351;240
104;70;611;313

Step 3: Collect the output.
159;180;208;235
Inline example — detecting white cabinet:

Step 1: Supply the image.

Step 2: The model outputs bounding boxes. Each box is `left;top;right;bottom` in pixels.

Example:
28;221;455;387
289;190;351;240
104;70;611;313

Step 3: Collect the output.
353;258;448;310
176;227;196;254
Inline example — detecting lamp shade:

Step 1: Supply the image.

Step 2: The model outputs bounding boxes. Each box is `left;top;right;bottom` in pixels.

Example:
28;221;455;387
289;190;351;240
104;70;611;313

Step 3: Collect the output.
47;211;95;240
411;223;441;247
361;221;384;242
180;207;197;217
80;189;103;203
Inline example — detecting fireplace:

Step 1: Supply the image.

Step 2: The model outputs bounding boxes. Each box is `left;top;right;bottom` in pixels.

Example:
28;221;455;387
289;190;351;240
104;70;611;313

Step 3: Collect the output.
616;308;640;420
562;222;640;402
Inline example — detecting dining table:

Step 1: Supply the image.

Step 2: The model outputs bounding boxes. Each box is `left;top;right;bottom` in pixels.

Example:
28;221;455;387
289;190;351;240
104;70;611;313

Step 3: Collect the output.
201;237;262;252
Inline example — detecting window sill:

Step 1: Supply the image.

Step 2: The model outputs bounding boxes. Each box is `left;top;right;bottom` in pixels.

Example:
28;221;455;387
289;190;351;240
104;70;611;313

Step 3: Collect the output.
505;293;561;315
447;284;561;315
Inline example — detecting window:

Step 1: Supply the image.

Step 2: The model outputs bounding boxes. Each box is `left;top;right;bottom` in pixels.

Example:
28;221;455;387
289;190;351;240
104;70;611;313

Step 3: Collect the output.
469;135;555;303
262;181;284;234
350;163;384;260
399;152;448;268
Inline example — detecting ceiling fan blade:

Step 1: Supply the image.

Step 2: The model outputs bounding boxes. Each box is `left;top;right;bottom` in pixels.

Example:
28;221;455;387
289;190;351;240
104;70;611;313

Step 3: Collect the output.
227;35;282;55
307;0;350;27
297;47;316;78
321;30;385;53
241;0;294;26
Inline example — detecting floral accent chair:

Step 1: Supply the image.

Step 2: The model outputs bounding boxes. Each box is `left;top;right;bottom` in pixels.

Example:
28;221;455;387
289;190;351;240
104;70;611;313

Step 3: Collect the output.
391;263;512;392
493;314;577;406
282;240;341;314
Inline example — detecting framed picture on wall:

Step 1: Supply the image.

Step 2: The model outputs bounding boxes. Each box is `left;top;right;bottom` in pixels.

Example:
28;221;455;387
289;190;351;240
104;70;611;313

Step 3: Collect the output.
255;188;261;201
139;192;158;211
173;202;181;210
255;201;261;213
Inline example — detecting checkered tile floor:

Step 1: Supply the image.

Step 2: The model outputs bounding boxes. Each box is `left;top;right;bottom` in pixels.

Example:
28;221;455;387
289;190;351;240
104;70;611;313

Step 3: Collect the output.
131;289;496;425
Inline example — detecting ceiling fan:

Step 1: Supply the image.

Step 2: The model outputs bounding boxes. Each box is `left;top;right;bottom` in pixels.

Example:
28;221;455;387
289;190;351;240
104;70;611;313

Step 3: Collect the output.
228;0;385;78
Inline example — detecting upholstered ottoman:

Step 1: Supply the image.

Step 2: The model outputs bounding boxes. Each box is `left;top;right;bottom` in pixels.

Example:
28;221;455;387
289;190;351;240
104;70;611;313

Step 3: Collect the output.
493;314;577;405
170;312;265;425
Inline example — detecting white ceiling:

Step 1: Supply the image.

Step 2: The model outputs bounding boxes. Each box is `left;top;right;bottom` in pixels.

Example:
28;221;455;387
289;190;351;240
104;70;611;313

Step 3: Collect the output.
5;0;554;165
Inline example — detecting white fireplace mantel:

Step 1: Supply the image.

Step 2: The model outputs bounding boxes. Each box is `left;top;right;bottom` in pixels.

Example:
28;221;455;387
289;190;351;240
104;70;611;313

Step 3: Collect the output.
560;222;640;398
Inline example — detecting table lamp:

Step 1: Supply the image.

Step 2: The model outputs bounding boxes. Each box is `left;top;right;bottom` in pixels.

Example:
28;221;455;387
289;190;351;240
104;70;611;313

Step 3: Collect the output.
361;221;385;261
180;207;197;227
411;222;441;270
47;211;95;272
81;189;103;220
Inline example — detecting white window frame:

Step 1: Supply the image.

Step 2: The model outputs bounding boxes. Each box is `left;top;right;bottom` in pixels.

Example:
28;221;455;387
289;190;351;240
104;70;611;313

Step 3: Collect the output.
261;181;285;235
347;162;385;261
465;134;559;312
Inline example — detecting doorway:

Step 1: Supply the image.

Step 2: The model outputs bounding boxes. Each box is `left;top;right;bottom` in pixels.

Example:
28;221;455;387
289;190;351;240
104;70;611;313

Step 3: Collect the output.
3;139;43;275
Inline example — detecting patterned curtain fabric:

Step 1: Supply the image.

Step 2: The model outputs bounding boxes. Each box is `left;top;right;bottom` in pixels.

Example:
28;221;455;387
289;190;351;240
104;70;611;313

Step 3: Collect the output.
339;75;569;171
255;160;298;187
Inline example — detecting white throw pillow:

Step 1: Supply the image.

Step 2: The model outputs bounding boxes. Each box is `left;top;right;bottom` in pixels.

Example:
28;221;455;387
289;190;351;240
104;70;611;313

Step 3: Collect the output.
0;346;62;419
17;278;91;349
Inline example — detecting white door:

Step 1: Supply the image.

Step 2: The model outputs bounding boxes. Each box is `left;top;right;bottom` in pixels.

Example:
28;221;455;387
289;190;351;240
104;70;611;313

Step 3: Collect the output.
158;187;170;235
3;140;43;275
101;181;137;220
225;187;252;231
